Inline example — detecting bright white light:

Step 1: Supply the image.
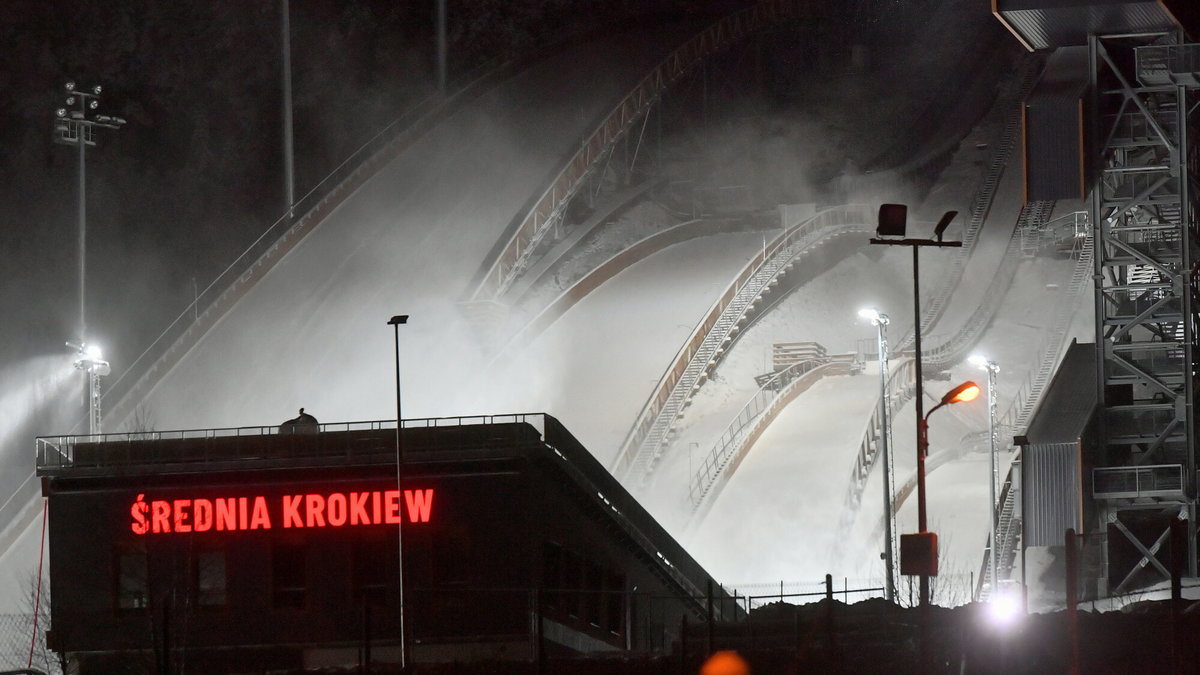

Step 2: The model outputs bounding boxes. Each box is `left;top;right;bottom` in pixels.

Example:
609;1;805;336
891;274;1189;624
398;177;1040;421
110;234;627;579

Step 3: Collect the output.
858;307;880;321
84;344;102;360
968;354;987;367
986;590;1021;627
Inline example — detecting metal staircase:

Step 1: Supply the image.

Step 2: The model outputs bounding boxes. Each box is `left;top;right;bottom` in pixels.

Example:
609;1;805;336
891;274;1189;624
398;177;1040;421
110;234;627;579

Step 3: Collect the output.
977;469;1020;600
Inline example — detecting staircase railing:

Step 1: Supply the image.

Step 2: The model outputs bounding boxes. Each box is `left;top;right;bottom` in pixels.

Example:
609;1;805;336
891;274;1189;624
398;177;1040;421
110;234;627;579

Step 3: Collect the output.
976;462;1020;600
610;204;876;483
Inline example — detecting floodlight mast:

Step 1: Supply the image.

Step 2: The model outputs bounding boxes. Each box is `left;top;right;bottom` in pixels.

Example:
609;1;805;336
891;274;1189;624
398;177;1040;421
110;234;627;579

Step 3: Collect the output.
868;205;961;608
970;355;1001;601
53;82;125;345
54;83;125;436
860;307;897;603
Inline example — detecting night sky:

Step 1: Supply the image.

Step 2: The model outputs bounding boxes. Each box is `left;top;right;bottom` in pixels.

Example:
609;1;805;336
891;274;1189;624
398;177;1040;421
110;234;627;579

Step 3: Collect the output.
0;0;653;386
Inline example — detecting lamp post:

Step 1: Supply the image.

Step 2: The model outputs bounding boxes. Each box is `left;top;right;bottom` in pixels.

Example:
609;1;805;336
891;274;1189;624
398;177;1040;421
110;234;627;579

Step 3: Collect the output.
53;82;126;347
859;307;896;603
914;380;982;557
869;204;960;607
970;354;1001;600
387;314;409;668
281;0;295;220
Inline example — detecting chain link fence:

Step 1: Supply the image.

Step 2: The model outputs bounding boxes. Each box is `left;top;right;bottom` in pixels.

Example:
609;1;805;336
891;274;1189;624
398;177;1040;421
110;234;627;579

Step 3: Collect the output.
0;612;58;674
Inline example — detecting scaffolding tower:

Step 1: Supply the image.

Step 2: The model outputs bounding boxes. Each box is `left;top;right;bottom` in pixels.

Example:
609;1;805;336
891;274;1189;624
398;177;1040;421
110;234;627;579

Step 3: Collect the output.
1089;36;1200;594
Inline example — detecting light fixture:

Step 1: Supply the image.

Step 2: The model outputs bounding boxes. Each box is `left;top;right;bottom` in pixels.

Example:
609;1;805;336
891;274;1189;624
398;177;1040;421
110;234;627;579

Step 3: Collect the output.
65;81;75;91
985;582;1022;628
971;354;1002;603
858;307;888;324
92;85;101;95
941;381;980;406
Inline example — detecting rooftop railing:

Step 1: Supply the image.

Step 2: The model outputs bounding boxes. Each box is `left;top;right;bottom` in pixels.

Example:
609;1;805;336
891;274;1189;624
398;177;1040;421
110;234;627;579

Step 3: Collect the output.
36;414;547;475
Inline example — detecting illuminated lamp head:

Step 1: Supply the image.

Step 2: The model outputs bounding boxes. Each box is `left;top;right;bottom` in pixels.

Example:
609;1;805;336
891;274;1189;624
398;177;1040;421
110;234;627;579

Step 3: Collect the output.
925;380;980;420
942;381;980;405
858;307;889;326
982;581;1023;631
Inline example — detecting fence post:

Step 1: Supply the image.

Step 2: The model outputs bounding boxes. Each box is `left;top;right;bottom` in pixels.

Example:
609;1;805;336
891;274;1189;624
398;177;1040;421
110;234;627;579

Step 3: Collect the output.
824;574;835;652
706;580;714;656
680;614;688;673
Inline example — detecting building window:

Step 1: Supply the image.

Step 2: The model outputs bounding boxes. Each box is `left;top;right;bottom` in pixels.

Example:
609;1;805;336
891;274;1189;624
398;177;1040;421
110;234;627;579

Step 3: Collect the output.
541;540;626;638
195;550;227;607
604;570;625;635
353;536;393;605
272;542;307;609
543;541;564;610
432;524;472;586
116;549;148;610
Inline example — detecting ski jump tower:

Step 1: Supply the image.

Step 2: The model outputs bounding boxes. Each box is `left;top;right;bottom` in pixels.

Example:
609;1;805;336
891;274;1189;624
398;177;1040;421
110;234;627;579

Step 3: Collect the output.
995;1;1200;596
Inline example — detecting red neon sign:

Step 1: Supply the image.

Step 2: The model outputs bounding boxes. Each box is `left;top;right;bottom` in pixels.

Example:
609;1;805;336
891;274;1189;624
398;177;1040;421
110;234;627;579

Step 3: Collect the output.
129;489;434;535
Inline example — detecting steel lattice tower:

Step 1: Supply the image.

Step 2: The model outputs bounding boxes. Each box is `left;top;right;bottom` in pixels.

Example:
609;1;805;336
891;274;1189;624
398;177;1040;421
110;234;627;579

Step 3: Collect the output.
1088;34;1200;594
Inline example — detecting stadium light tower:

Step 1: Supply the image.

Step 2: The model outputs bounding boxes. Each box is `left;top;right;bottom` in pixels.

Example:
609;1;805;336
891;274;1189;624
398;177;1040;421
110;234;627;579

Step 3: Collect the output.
970;354;1001;601
859;307;896;603
55;83;124;436
53;82;126;346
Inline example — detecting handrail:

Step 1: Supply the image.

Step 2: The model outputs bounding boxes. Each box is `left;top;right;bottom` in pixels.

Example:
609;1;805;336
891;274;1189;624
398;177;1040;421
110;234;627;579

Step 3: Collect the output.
465;0;809;303
975;467;1017;600
610;204;877;482
36;413;551;474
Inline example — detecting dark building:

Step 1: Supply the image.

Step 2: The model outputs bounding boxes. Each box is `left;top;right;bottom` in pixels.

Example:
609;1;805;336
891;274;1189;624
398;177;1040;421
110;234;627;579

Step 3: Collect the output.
36;414;737;673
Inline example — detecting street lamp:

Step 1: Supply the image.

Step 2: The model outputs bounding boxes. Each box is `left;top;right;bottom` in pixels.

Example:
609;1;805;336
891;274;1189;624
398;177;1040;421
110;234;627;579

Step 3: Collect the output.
907;380;982;579
859;307;896;603
53;82;126;346
970;354;1001;601
387;314;409;669
66;341;111;435
870;204;961;608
